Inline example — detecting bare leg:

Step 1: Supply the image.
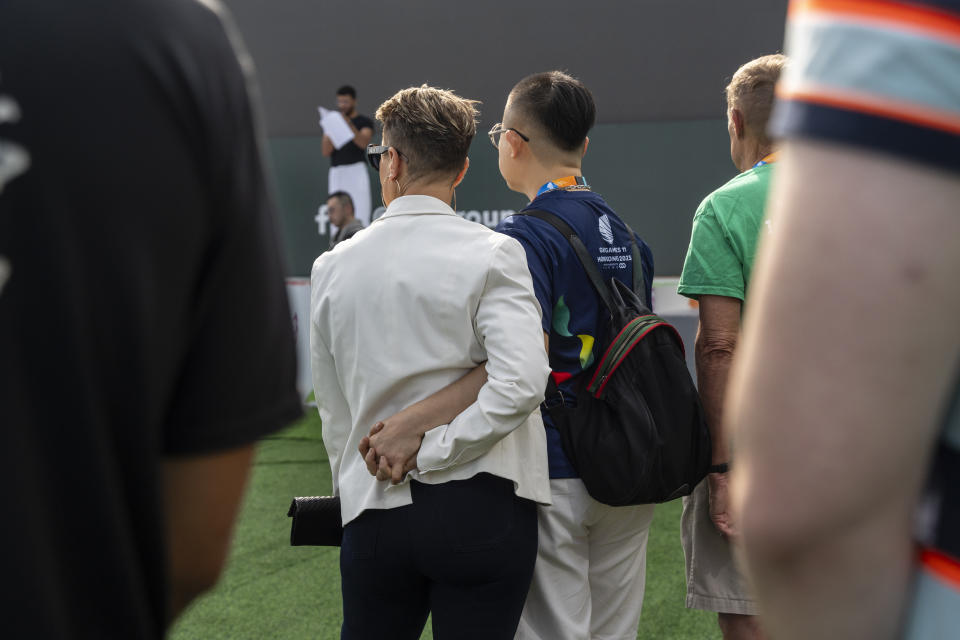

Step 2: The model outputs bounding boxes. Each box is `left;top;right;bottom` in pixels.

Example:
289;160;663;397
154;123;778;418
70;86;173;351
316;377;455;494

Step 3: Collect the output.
718;613;766;640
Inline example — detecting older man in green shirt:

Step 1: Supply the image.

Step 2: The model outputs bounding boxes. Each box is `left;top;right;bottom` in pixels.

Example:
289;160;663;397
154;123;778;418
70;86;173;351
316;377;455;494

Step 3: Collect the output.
677;54;786;640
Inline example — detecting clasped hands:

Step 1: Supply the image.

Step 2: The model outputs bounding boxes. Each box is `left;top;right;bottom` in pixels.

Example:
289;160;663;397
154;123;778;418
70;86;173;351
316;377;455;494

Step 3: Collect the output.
358;416;424;485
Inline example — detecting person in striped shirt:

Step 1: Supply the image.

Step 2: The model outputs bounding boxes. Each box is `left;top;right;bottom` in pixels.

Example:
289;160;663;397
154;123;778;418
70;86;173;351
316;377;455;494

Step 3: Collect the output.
727;1;960;639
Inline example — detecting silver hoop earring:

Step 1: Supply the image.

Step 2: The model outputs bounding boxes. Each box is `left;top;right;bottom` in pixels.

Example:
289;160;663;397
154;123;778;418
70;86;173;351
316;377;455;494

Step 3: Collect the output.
394;179;403;196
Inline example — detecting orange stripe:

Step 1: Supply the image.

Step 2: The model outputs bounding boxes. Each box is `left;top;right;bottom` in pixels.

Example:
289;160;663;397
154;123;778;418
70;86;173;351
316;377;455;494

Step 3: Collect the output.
920;548;960;590
551;176;583;189
790;0;960;43
778;85;960;136
759;151;780;164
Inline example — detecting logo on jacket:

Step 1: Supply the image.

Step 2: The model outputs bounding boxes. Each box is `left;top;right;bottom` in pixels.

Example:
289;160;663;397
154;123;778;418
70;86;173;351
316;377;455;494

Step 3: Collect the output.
598;214;614;244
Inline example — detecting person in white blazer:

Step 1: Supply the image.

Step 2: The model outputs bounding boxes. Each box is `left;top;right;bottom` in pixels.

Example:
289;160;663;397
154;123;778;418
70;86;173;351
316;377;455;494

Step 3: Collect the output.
367;72;661;640
310;85;552;640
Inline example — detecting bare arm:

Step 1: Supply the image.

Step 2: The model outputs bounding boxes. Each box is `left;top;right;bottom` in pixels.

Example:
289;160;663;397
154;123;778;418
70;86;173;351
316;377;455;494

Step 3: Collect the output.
362;363;487;482
695;295;741;536
163;445;256;622
727;140;960;639
352;126;373;150
388;363;488;429
695;295;741;465
399;239;550;475
365;310;549;483
337;112;375;150
321;123;371;159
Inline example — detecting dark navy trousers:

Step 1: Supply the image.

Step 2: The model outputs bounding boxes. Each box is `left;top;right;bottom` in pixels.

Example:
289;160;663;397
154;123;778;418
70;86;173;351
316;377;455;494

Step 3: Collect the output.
339;473;538;640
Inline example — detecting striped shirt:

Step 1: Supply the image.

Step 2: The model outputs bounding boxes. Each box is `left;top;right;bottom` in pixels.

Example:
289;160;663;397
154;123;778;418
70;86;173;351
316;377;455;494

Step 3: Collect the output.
771;0;960;170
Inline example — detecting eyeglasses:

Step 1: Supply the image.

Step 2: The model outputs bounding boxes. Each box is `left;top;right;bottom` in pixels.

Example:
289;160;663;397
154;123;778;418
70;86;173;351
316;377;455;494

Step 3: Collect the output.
488;123;530;149
366;144;407;171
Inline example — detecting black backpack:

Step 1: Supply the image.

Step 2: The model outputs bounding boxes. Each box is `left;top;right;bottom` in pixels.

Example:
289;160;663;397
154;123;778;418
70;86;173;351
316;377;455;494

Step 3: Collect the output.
520;210;711;505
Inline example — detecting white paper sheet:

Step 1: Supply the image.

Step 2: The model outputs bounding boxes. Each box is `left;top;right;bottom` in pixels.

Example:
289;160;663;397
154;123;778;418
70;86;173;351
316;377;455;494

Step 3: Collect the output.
317;106;355;150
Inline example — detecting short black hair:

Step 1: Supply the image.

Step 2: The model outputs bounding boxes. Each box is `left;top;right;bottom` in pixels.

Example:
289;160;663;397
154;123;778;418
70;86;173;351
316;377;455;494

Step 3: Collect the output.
508;71;595;152
336;85;357;99
327;191;354;210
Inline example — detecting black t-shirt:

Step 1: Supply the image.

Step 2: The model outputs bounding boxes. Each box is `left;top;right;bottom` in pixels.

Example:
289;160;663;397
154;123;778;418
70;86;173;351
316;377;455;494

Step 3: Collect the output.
330;114;375;166
0;0;302;637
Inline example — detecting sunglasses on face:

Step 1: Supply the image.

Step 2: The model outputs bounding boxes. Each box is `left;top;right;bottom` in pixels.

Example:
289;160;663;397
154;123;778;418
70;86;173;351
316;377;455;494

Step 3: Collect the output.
366;144;407;171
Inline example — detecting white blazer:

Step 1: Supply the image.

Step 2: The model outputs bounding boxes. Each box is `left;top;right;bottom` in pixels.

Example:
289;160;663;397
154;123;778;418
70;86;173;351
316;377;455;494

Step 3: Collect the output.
310;194;552;525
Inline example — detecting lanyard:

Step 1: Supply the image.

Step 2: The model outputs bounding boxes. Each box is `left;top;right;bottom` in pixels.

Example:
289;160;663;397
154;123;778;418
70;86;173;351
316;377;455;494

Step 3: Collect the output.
753;151;780;169
536;175;590;197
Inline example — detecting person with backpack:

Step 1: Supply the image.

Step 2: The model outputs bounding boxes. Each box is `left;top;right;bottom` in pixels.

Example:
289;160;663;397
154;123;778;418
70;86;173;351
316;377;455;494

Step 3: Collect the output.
491;70;662;640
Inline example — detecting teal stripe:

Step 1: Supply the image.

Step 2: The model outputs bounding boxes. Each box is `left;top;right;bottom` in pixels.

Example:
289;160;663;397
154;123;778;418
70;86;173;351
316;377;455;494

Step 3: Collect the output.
784;17;960;117
903;567;960;639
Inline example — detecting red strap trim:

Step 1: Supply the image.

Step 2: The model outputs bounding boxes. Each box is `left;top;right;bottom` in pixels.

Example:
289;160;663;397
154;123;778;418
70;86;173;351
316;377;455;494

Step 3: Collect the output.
550;370;573;386
594;322;683;397
586;315;658;390
919;547;960;591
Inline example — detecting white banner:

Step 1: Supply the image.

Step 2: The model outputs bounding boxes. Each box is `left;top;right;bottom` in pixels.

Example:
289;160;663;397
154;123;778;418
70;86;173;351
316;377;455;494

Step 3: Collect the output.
286;278;313;402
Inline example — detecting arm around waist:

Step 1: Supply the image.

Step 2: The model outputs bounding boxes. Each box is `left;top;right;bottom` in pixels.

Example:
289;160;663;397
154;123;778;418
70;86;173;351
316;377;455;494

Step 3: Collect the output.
418;236;550;472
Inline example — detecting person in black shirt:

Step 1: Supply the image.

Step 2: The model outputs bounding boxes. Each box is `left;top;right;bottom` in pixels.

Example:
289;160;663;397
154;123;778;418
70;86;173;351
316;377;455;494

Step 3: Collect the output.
322;85;375;227
0;0;302;637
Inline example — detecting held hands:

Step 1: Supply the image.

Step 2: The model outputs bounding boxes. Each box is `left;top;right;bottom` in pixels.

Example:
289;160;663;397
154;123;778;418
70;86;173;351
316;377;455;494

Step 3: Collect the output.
357;417;423;485
356;364;485;485
707;471;738;539
357;364;485;484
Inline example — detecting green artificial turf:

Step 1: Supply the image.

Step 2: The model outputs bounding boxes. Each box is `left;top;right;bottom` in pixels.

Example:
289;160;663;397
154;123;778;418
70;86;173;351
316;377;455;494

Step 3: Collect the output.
169;412;720;639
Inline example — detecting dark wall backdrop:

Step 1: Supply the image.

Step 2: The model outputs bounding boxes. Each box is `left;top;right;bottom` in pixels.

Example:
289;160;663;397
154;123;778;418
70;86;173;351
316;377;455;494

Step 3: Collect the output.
222;0;790;275
269;119;735;277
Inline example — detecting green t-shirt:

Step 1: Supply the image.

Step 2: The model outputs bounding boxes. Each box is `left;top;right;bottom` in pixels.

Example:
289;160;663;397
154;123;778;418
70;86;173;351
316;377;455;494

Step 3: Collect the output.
677;163;774;301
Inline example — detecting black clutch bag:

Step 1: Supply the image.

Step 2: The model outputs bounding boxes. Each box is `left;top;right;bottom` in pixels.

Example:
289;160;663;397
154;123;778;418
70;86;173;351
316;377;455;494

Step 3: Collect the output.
287;496;343;546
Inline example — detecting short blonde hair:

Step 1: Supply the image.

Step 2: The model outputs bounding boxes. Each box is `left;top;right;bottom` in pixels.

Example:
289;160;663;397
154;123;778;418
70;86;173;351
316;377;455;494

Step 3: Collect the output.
375;85;480;182
726;54;786;144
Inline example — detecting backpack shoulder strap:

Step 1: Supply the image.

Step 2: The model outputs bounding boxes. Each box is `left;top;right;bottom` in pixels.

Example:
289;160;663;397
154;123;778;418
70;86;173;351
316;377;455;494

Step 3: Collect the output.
622;222;650;310
519;209;616;316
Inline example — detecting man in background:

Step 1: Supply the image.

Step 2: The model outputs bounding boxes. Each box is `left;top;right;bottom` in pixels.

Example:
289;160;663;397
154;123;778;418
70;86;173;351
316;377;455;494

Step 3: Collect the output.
728;2;960;639
327;191;365;248
322;85;374;226
0;0;301;637
677;53;786;640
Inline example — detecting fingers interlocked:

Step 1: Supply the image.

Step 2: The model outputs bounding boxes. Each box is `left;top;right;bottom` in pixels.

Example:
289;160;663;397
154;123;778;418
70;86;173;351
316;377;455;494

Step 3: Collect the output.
357;421;417;485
